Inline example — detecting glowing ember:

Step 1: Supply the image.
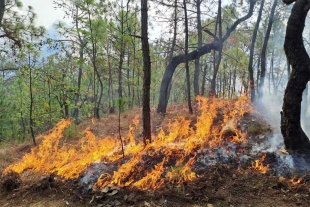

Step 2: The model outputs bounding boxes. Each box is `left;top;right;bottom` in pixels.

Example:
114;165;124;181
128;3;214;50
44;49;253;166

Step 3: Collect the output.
4;95;252;190
279;149;287;154
251;154;269;174
290;174;306;186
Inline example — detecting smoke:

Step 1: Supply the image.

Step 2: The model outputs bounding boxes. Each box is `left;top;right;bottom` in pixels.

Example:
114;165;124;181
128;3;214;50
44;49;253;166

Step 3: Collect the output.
253;94;310;176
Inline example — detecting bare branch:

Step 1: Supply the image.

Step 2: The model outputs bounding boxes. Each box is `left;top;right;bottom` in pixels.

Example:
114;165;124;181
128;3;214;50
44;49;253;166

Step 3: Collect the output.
203;28;219;41
0;67;19;71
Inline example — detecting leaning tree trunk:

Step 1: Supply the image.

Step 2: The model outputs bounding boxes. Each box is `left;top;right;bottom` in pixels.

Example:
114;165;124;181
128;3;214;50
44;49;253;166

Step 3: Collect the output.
281;0;310;152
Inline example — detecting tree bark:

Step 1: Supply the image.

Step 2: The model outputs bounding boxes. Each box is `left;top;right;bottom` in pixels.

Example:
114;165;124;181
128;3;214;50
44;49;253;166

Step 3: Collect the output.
164;0;178;104
72;44;84;120
201;63;208;96
281;0;310;152
210;0;223;96
248;0;265;102
0;0;4;25
287;59;291;80
28;54;36;146
157;0;255;113
141;0;151;145
194;0;202;96
183;0;193;114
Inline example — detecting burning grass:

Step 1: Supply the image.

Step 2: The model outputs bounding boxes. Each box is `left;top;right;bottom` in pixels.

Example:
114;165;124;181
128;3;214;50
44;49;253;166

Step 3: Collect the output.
2;95;310;207
3;95;253;191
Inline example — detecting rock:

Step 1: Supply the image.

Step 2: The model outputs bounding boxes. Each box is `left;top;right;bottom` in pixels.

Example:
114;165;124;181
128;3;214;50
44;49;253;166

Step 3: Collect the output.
101;186;110;193
258;134;265;139
114;200;121;206
124;192;135;202
232;174;237;179
144;201;151;207
279;176;286;183
108;189;118;196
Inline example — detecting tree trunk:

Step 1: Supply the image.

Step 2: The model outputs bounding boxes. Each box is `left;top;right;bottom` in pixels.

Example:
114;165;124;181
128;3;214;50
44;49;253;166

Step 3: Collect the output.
210;0;223;96
86;2;103;119
157;0;255;113
258;0;277;98
141;0;151;145
194;0;202;96
118;49;124;99
201;63;208;96
165;0;178;106
256;54;261;95
28;55;36;146
287;59;291;80
302;83;308;120
72;44;84;120
183;0;193;114
271;50;276;94
281;0;310;152
0;0;4;25
248;0;265;102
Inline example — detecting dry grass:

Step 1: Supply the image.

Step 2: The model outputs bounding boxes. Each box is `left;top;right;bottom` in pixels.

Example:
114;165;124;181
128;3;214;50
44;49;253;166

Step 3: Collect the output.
0;142;34;173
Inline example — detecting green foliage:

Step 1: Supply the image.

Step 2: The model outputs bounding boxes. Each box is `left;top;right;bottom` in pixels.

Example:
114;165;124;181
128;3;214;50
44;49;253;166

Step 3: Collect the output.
62;124;82;140
0;0;288;145
247;122;270;136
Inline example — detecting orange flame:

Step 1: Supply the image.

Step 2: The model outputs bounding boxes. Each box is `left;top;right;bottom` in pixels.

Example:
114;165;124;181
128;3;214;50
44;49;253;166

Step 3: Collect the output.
289;174;307;186
251;154;269;174
4;95;252;190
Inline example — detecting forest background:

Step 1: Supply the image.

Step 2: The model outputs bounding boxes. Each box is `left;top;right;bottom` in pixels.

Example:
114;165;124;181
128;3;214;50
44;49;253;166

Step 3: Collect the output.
0;0;308;144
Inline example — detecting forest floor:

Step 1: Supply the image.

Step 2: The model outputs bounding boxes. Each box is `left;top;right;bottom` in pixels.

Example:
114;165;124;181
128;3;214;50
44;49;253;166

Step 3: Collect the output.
1;100;310;207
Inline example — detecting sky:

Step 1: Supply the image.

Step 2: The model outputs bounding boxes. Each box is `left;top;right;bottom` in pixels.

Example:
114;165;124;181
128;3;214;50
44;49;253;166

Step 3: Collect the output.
22;0;66;29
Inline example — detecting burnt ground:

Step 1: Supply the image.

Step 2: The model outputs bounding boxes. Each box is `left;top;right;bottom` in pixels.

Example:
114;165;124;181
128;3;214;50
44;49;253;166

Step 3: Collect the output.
1;102;310;207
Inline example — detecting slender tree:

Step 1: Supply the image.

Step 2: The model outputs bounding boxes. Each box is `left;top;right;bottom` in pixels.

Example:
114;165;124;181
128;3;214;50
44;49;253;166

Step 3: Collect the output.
210;0;223;96
194;0;202;96
141;0;151;145
258;0;278;99
183;0;193;114
247;0;265;102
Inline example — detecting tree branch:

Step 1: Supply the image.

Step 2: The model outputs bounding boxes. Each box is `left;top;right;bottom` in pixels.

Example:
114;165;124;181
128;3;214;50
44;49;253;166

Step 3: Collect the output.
203;28;219;41
0;67;19;71
283;0;296;4
222;0;256;42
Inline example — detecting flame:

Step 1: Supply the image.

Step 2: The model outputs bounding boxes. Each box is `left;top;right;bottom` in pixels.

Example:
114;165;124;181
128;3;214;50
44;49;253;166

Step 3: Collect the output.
4;95;252;190
289;174;307;186
167;154;196;185
279;149;287;154
251;154;269;174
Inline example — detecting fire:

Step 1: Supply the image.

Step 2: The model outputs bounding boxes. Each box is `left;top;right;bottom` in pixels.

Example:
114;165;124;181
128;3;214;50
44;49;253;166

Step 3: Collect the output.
289;174;307;186
251;154;269;174
4;95;252;190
